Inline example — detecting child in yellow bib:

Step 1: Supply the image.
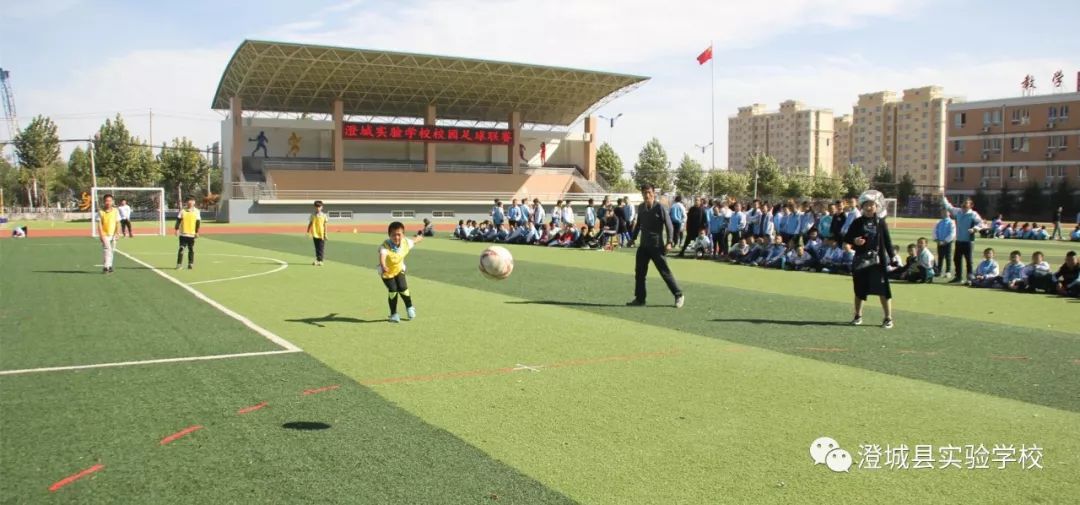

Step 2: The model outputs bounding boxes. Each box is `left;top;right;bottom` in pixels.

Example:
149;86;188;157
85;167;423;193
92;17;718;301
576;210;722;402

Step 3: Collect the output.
306;200;329;266
379;221;425;322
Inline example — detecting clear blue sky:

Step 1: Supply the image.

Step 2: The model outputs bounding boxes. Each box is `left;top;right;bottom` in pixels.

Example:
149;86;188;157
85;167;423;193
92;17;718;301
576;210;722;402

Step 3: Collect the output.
2;0;1078;170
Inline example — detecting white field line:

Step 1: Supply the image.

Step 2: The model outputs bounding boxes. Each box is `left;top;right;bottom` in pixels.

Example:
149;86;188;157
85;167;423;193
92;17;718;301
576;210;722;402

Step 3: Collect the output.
188;254;289;285
116;249;302;352
0;350;300;376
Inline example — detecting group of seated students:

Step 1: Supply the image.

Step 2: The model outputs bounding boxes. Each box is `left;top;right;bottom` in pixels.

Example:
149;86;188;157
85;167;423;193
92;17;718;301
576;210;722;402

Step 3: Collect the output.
978;215;1080;241
961;247;1079;297
690;228;859;275
452;219;602;248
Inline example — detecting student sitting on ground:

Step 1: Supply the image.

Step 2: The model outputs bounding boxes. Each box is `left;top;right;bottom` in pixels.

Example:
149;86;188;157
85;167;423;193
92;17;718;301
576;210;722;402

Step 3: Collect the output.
1035;226;1050;240
493;223;510;243
1071;225;1080;241
817;239;841;272
691;228;712;259
786;245;814;271
741;237;768;265
453;220;466;239
11;225;27;238
728;238;751;264
998;250;1025;290
912;238;935;283
505;223;526;244
891;244;917;281
1000;223;1014;239
1053;251;1079;297
1019;251;1053;293
970;247;1000;288
760;236;787;268
804;229;823;263
835;243;855;274
467;222;485;241
420;218;434;237
537;223;553;245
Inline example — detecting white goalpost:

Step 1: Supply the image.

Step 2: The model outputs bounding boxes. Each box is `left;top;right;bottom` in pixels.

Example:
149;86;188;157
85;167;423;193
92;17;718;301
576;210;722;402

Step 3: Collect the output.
90;187;167;237
883;198;899;219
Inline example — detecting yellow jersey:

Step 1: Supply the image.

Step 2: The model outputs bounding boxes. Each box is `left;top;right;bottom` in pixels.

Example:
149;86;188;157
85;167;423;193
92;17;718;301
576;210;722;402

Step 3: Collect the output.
177;208;201;237
309;211;328;239
98;207;119;237
379;238;413;279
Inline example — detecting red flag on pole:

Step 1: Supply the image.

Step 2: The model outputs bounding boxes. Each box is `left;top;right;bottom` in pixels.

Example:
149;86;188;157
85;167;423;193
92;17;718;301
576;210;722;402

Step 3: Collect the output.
696;45;713;65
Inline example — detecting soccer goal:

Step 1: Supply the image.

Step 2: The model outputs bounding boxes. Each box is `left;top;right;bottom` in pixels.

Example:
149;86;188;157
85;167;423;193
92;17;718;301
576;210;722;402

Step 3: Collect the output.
90;187;166;237
883;198;898;219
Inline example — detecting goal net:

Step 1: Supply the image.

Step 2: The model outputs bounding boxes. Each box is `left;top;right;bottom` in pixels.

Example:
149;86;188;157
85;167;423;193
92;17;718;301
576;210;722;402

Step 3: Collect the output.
91;187;166;237
883;198;898;219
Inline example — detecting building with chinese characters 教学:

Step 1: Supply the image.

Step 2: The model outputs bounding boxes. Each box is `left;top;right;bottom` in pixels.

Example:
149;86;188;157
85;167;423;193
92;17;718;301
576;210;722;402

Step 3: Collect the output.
945;91;1080;201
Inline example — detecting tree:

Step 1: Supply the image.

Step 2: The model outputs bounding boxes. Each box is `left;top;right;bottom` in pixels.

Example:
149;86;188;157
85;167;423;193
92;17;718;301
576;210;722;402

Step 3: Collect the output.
94;114;158;187
632;137;671;192
707;171;750;199
811;173;845;200
781;174;812;199
673;154;704;196
65;146;94;192
609;177;637;193
745;153;784;198
158;137;211;207
997;183;1016;217
12;115;61;207
0;156;22;208
596;142;624;190
1020;179;1045;217
1051;178;1074;215
896;172;916;208
972;187;990;215
842;165;870;198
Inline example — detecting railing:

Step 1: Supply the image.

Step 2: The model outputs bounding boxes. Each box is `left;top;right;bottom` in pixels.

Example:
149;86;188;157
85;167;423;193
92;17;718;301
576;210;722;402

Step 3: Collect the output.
230;182;264;200
263;160;334;171
345;161;426;172
230;185;641;204
435;163;513;174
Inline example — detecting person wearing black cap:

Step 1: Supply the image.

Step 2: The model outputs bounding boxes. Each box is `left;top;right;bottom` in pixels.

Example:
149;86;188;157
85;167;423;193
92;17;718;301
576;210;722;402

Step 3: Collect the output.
627;184;684;308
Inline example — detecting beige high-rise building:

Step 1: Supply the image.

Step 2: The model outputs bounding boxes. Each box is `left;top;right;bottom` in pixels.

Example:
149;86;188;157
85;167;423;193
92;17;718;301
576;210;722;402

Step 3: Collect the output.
727;100;834;175
850;86;952;190
833;115;853;174
851;91;898;172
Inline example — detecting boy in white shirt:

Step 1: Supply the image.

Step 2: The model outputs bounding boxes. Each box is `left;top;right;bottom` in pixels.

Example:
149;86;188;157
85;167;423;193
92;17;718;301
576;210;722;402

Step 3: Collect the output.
691;229;712;259
913;237;935;283
117;198;134;238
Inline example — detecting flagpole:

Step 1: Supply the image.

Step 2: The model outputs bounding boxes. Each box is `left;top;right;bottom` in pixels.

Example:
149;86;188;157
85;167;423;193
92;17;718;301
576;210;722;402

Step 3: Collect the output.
710;41;716;196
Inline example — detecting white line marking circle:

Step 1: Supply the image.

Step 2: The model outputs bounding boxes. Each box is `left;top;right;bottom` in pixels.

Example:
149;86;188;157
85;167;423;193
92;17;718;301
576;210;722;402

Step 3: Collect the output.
128;252;290;286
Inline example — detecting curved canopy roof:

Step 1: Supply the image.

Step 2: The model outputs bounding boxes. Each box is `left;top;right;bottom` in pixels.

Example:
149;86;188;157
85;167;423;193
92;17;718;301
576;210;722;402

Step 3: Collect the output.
212;40;648;126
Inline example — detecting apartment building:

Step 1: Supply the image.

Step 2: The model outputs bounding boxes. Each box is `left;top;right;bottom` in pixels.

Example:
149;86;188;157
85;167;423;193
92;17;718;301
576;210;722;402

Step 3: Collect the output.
728;100;834;175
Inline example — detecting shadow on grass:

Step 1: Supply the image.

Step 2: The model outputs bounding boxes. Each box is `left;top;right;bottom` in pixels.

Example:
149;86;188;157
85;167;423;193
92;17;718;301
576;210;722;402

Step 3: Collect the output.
32;270;99;275
285;313;384;327
712;318;851;327
505;300;633;308
282;421;331;431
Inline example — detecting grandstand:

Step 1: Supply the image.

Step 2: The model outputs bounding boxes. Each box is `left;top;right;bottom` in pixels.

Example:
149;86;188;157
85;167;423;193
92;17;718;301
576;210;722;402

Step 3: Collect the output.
212;40;649;222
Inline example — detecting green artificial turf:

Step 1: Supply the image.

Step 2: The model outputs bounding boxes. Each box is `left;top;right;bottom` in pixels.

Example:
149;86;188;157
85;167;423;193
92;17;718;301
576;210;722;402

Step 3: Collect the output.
3;233;1078;504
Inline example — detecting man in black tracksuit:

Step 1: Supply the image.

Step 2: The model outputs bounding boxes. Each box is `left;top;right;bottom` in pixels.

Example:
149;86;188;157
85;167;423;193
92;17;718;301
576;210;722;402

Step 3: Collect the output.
679;197;708;257
628;184;685;308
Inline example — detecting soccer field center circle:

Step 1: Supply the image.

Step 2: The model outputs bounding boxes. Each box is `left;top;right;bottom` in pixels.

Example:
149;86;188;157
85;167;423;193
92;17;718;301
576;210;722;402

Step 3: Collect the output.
126;251;290;285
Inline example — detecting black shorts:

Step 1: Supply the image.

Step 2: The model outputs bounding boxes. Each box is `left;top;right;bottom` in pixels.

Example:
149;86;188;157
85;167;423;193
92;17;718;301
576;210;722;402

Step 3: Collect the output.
382;273;408;292
179;236;195;247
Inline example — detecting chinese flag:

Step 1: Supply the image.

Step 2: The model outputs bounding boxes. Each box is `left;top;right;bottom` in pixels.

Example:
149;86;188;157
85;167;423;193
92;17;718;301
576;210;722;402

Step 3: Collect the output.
696;45;713;65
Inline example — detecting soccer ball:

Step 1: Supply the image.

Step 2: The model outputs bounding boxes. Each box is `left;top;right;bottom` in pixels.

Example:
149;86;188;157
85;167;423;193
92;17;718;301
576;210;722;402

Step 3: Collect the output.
479;246;514;280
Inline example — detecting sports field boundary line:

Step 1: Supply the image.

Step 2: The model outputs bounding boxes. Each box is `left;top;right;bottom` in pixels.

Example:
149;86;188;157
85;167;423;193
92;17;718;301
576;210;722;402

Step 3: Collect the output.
0;349;301;376
116;249;302;352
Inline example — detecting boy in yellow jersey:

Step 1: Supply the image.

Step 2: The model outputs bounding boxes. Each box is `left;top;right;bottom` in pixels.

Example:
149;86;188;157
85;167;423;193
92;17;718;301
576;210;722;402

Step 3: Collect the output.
306;200;328;266
98;194;120;274
175;196;201;269
379;221;425;323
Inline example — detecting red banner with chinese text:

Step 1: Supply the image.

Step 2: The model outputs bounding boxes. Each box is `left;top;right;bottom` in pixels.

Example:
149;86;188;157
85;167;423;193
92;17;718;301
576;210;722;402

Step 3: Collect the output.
343;122;513;145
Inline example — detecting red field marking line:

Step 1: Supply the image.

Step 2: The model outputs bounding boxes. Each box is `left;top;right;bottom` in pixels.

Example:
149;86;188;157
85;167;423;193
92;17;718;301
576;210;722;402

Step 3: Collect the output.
360;349;681;386
48;464;104;492
159;425;204;446
796;347;848;353
302;384;340;395
991;355;1031;361
237;402;268;414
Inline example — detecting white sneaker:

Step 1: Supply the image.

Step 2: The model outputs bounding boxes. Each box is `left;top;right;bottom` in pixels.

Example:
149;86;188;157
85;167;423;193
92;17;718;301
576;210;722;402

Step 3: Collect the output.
674;295;685;309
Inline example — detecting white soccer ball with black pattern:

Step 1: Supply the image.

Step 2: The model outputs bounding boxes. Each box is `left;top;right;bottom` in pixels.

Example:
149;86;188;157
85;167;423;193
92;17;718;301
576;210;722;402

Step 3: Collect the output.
479;246;514;280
